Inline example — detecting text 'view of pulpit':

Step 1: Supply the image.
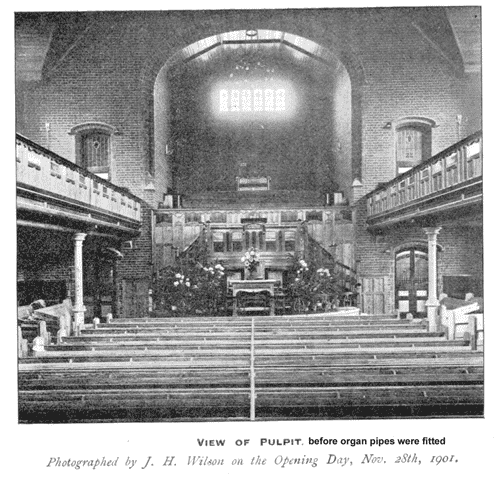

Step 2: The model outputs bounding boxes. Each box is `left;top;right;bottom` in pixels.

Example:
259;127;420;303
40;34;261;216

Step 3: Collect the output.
230;279;278;316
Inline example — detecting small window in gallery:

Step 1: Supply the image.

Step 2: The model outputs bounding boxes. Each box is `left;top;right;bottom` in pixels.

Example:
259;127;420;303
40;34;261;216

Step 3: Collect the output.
396;123;432;175
70;122;119;181
80;131;110;173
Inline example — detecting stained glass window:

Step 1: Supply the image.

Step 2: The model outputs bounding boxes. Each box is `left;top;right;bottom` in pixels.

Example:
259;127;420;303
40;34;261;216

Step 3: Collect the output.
264;89;274;111
81;131;110;172
219;89;228;112
275;89;285;111
218;87;287;113
254;89;263;111
395;124;432;175
241;89;252;111
230;90;240;111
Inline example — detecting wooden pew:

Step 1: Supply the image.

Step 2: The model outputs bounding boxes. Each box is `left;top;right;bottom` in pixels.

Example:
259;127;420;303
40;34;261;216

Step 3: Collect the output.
18;312;484;422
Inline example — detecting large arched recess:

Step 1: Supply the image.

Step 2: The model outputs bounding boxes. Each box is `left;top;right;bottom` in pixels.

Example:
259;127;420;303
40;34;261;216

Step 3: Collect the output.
139;19;365;203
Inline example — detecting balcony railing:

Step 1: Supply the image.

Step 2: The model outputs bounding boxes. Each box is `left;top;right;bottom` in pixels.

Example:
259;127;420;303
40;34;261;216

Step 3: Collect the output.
155;205;352;226
366;131;482;225
16;134;142;224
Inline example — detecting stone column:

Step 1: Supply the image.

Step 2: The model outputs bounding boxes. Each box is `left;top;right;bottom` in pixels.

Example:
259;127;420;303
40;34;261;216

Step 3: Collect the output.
424;227;441;332
94;249;103;319
73;233;87;334
111;257;120;319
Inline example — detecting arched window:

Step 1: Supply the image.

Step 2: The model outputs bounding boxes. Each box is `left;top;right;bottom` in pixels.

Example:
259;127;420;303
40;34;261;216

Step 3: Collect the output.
69;122;119;180
394;118;435;175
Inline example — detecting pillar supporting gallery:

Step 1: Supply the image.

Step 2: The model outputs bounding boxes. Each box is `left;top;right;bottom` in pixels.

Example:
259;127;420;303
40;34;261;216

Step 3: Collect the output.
72;232;87;334
424;227;441;332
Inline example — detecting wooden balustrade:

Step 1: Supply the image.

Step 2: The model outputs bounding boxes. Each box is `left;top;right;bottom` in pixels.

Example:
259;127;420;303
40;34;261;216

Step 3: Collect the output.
155;205;352;226
155;206;353;259
366;131;482;222
16;134;142;223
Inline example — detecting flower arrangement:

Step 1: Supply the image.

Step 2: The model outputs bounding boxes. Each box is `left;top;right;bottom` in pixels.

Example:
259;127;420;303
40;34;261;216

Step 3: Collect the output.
241;248;260;272
287;256;344;312
153;262;227;316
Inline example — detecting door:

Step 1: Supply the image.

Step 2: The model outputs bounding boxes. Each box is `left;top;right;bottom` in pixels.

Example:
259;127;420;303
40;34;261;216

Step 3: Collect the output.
395;248;428;317
122;278;149;318
361;277;386;314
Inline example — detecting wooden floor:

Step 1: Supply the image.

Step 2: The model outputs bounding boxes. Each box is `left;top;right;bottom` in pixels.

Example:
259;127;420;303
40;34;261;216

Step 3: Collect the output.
18;314;484;423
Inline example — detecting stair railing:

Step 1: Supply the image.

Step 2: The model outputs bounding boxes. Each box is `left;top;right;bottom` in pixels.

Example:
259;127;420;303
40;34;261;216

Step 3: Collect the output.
306;233;358;292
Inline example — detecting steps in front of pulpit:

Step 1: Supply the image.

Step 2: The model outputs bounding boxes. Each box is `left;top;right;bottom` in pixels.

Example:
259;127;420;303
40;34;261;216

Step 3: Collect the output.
18;313;483;422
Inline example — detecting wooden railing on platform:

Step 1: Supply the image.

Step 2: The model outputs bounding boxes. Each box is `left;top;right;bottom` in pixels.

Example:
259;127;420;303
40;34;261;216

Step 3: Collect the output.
366;131;482;226
16;134;142;224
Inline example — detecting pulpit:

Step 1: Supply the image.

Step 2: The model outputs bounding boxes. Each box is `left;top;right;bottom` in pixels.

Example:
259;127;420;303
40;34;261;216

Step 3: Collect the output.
230;279;278;316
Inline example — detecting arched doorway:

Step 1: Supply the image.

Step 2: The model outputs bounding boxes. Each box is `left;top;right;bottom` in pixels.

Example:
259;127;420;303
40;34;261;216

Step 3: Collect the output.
395;247;428;318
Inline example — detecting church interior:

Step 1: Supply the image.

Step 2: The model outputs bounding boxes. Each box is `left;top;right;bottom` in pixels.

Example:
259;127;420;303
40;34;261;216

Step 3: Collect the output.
16;8;483;422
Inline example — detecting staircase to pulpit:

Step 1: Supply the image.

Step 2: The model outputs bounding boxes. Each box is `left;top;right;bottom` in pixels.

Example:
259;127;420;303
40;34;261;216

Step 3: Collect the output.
154;196;356;313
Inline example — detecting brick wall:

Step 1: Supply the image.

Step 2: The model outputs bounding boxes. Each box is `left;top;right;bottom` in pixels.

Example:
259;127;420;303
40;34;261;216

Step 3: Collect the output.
350;10;479;194
17;10;480;198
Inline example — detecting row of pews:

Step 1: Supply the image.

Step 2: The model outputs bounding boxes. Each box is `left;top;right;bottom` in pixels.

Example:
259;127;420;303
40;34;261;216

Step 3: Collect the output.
18;314;483;422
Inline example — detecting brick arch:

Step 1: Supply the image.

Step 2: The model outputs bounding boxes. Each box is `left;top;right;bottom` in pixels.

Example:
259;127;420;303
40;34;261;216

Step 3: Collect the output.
392;239;444;255
138;20;367;187
394;116;438;129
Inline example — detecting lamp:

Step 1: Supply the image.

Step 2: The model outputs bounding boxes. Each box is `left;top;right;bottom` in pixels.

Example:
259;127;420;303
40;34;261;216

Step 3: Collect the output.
227;30;276;82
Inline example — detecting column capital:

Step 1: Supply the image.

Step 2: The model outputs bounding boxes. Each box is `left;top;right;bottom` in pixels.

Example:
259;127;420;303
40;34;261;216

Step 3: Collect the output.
73;232;87;242
423;226;442;237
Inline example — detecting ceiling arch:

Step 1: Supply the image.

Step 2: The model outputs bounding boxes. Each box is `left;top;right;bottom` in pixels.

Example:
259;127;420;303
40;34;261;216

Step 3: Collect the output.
166;29;344;76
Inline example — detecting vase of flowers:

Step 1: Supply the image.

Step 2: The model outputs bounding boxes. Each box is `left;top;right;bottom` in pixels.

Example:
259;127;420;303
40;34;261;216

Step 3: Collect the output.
287;256;344;313
241;248;261;279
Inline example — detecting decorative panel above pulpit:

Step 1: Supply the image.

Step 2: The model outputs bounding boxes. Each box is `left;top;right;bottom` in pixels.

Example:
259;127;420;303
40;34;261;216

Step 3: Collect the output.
236;176;270;191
